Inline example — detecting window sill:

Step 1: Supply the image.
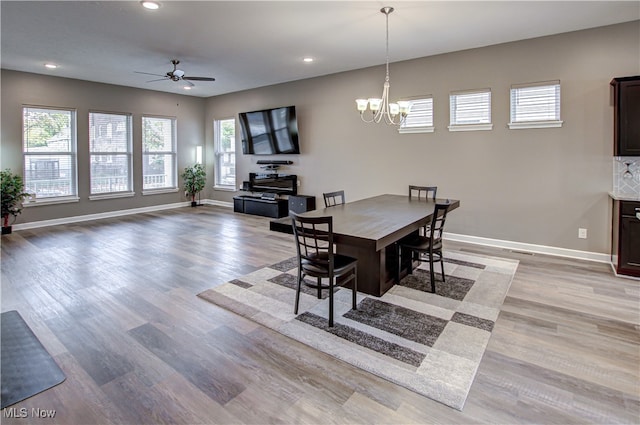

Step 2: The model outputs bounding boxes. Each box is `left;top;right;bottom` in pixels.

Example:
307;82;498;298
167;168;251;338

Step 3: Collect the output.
398;126;435;134
214;186;236;192
508;120;563;130
448;123;493;132
23;196;80;207
142;188;179;196
89;192;135;201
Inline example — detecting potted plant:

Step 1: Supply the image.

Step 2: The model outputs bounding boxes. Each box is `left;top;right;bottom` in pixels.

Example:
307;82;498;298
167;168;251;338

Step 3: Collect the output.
181;163;206;207
1;169;31;235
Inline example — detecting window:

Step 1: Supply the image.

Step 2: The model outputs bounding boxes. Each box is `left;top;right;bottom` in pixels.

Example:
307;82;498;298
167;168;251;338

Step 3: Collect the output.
142;116;177;192
89;112;133;197
214;118;236;189
448;89;492;131
398;97;434;134
23;106;77;201
509;81;562;129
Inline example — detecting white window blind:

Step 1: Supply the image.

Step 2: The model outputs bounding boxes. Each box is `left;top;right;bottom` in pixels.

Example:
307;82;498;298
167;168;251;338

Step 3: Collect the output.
22;106;78;201
142;116;177;192
89;112;133;196
449;89;492;131
399;97;434;134
214;118;236;189
509;81;563;129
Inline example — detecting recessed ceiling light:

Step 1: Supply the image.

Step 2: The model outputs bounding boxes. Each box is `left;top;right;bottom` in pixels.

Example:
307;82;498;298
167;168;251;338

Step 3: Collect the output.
303;57;314;63
141;1;160;10
183;86;192;90
44;63;58;69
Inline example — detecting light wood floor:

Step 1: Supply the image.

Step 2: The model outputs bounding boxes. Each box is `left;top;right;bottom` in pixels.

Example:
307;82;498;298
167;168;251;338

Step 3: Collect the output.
1;206;638;424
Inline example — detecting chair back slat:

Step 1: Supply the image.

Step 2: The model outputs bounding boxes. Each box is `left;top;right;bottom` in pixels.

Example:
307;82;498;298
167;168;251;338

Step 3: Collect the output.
430;202;449;243
409;185;437;200
291;212;334;270
323;190;345;207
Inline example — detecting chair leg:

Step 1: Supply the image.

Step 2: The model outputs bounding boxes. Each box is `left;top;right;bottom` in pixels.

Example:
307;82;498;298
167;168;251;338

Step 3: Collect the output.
329;277;334;327
294;269;303;314
439;251;446;283
397;244;402;282
429;251;436;293
317;277;322;299
352;269;357;310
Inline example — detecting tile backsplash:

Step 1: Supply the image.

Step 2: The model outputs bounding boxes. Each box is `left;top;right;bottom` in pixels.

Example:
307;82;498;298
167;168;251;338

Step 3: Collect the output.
613;157;640;196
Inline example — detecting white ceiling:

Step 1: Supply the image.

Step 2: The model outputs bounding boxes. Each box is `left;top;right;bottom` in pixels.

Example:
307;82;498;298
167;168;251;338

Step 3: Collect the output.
2;1;638;98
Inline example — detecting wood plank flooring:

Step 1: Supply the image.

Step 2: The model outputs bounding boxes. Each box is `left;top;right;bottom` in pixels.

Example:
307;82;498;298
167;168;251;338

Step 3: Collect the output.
1;206;638;424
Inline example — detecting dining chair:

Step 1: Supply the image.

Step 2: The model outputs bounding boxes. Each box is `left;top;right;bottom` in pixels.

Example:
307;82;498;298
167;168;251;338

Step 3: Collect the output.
409;185;437;200
323;190;346;208
397;201;450;293
290;212;358;327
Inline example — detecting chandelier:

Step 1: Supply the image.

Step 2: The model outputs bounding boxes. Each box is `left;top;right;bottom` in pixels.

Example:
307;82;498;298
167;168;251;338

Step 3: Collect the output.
356;7;410;126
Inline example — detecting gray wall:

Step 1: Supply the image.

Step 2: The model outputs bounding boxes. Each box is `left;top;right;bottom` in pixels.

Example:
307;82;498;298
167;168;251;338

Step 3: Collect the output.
1;21;638;255
1;72;206;223
206;21;640;254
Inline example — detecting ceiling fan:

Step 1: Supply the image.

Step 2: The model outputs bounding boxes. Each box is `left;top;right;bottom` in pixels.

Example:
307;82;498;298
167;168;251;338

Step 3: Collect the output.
136;59;215;87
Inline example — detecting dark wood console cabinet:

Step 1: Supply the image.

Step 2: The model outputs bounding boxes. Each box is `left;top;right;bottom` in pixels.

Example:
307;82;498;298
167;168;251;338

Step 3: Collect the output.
233;195;288;218
612;199;640;277
611;76;640;156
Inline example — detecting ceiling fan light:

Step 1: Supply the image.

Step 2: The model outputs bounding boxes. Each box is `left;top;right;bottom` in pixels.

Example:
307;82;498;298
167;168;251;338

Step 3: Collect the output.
141;1;160;10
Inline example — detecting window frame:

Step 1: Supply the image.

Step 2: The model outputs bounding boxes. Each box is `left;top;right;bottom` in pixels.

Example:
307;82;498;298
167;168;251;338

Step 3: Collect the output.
22;105;79;205
141;115;178;195
88;111;134;200
398;97;434;134
508;80;563;129
448;88;493;132
213;117;236;190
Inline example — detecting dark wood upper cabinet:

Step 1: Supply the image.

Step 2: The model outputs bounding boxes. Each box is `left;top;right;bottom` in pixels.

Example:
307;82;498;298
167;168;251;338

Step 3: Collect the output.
611;76;640;156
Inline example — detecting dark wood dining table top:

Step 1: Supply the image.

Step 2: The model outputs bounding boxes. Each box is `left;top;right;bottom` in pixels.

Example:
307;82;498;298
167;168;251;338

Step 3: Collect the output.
299;194;460;251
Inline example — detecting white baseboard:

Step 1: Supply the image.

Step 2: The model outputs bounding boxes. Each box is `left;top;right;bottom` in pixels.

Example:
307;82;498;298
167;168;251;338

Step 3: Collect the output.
13;200;230;231
201;199;233;208
12;201;609;264
444;232;610;263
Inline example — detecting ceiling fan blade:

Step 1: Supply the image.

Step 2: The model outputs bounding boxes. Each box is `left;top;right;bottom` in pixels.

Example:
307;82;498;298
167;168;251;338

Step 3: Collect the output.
183;79;195;87
135;71;166;77
146;78;168;83
183;76;216;81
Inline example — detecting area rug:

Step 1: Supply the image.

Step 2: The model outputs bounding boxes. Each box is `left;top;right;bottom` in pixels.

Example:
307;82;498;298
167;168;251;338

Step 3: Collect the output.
198;251;518;410
1;310;66;408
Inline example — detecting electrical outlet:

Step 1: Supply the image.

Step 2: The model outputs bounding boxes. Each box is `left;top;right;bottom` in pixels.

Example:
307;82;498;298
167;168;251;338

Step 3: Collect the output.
578;228;588;239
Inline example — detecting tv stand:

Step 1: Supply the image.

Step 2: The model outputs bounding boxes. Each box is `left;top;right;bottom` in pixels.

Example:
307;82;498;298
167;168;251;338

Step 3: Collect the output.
233;195;288;218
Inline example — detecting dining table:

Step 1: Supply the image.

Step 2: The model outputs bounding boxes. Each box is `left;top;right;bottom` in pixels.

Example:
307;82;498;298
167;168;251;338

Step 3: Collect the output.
298;194;460;296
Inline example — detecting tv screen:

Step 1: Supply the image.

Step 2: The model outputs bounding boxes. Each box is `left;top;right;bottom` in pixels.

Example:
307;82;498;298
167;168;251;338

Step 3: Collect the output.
239;105;300;155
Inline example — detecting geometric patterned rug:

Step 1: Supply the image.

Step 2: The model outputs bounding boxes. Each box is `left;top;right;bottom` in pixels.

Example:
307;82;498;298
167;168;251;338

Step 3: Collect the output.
198;250;518;411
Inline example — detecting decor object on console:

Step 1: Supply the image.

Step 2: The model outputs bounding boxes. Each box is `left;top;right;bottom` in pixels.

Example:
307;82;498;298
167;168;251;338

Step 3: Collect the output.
181;163;206;207
355;7;410;126
1;169;31;235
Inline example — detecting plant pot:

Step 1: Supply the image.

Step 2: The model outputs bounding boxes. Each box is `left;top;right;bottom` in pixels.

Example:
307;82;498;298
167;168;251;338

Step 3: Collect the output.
191;201;198;207
2;226;12;235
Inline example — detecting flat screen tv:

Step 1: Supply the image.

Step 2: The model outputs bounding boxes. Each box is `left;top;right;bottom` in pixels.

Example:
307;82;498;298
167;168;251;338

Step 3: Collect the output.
239;105;300;155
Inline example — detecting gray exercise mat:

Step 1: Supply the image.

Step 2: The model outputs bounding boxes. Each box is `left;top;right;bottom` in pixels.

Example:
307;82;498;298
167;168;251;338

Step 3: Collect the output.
1;310;66;408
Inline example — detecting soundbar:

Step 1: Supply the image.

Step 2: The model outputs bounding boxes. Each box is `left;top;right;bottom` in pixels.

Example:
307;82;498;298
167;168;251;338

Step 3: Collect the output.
256;160;293;165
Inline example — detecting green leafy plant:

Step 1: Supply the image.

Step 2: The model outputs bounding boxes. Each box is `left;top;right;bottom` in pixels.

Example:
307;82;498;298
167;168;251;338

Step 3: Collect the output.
1;169;31;229
181;163;206;204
